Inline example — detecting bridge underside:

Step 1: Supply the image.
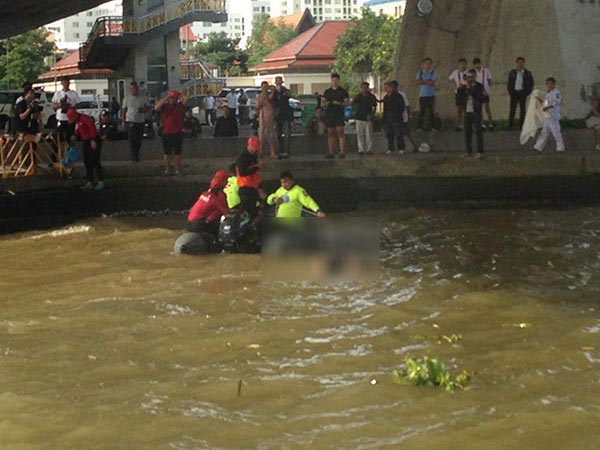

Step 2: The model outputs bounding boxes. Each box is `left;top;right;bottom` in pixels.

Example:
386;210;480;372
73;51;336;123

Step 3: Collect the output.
0;0;108;38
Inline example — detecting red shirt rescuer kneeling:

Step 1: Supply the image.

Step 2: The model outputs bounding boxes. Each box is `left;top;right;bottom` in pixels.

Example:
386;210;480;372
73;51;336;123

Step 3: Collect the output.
187;170;230;236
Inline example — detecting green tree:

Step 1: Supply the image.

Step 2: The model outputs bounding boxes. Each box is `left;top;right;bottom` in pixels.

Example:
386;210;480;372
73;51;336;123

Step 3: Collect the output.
333;8;401;88
191;32;248;76
0;28;55;89
247;13;298;68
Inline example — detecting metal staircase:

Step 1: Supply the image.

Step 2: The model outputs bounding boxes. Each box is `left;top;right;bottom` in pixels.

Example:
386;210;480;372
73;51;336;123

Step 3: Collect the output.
79;0;227;69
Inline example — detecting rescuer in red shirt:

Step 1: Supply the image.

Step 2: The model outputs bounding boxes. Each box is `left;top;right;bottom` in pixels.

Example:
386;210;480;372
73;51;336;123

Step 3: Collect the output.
67;107;104;190
187;170;230;235
236;135;265;222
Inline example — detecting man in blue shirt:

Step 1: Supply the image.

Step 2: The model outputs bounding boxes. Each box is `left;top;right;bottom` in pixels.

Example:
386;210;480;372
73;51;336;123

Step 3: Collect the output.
416;57;437;132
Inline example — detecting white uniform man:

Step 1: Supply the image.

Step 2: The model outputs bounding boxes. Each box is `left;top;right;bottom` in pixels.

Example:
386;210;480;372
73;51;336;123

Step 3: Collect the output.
449;58;469;130
473;57;493;129
534;77;565;152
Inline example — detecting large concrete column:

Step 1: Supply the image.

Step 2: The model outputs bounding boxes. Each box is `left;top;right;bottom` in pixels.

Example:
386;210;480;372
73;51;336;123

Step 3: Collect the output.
552;0;600;117
165;29;181;90
394;0;582;122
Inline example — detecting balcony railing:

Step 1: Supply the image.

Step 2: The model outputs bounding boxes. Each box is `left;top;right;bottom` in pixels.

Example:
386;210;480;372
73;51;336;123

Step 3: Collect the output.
80;0;226;63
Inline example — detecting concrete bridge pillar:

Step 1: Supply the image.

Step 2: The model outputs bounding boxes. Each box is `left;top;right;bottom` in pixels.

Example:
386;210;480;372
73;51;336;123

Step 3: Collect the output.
394;0;600;122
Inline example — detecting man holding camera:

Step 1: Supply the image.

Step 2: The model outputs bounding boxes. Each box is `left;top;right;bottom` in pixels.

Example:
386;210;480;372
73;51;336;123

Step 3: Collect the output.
15;87;42;168
15;87;41;135
51;78;81;144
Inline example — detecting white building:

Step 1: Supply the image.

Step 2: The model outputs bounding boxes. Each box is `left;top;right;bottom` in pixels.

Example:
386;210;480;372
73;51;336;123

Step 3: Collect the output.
252;0;272;16
362;0;405;18
270;0;361;22
45;0;122;51
192;0;270;48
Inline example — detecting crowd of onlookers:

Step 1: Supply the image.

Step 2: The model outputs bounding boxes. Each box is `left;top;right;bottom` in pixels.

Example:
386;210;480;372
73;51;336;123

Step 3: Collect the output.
5;59;600;190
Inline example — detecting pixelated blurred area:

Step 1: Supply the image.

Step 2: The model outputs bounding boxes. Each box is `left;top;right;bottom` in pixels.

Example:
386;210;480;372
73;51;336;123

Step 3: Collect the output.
261;218;380;282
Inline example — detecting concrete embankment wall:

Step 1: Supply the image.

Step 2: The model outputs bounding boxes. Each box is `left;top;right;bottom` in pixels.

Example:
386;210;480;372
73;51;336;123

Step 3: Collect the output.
76;128;597;161
1;130;599;231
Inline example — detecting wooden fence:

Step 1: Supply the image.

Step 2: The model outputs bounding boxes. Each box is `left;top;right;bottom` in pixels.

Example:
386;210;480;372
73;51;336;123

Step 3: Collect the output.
0;133;66;178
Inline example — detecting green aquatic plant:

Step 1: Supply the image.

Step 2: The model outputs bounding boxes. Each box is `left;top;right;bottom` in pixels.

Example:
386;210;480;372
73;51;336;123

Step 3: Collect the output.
392;357;471;392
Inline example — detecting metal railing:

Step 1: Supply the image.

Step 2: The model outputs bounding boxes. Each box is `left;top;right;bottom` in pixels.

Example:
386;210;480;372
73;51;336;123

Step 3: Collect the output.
1;133;66;178
80;0;226;63
159;78;224;100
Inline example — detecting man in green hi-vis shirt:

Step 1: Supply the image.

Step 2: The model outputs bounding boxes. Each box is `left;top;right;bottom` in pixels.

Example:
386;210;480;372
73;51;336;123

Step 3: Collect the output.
267;171;326;219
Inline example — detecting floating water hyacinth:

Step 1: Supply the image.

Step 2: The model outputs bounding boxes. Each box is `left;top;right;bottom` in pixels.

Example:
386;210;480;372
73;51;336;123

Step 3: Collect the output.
411;334;463;344
393;357;471;392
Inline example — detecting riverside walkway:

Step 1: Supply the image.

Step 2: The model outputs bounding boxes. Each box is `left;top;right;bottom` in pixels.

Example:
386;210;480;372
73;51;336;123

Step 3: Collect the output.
1;129;599;226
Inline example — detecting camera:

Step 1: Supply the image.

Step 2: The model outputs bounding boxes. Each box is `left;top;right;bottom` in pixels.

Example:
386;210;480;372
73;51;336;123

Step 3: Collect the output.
60;96;70;113
28;99;42;114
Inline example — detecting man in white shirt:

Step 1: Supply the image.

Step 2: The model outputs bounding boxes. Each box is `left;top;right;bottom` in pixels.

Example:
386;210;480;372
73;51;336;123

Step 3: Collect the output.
203;91;216;126
225;90;238;121
449;58;468;130
397;86;417;152
473;58;493;129
507;57;534;129
121;81;149;162
51;78;81;142
534;77;565;152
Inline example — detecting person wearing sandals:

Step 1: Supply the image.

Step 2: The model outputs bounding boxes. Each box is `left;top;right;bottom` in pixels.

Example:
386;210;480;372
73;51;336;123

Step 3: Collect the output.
323;73;349;159
257;81;279;159
155;89;188;175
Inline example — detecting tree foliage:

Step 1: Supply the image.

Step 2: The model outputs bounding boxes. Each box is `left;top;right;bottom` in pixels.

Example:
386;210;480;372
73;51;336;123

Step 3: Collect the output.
246;13;298;69
333;8;400;87
0;29;56;89
191;32;248;76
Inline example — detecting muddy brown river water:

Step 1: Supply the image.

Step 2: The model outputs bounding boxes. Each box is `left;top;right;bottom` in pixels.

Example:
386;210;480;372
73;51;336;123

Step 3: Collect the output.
1;208;599;449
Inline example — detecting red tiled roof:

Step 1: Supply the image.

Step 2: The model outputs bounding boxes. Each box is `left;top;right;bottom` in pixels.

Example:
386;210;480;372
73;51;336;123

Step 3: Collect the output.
250;20;352;73
38;50;112;81
269;12;306;29
180;24;198;42
269;8;317;34
291;58;336;67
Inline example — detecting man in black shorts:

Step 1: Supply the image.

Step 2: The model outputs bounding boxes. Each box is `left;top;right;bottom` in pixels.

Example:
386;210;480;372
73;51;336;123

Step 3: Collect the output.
323;73;349;159
154;90;188;175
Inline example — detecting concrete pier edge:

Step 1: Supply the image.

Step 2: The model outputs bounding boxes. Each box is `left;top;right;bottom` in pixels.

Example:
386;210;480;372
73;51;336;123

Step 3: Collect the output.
1;130;599;227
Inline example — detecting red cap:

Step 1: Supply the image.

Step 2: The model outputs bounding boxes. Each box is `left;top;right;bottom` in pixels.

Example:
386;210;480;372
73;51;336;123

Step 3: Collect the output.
66;108;78;124
210;169;229;189
247;135;262;153
169;90;180;99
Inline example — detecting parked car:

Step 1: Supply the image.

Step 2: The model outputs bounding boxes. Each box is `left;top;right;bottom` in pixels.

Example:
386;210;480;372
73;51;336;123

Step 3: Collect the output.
289;98;303;120
216;87;261;115
186;95;207;125
75;95;109;124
